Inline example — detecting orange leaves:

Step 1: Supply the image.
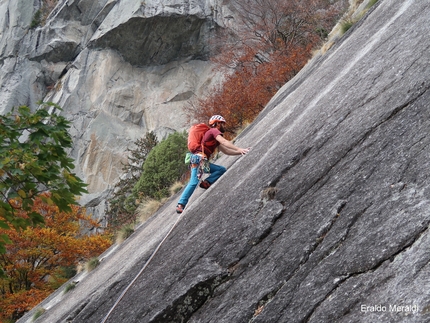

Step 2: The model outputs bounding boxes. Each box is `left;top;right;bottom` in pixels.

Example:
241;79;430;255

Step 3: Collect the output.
0;288;51;321
0;193;112;322
188;45;312;135
80;234;112;260
187;0;344;137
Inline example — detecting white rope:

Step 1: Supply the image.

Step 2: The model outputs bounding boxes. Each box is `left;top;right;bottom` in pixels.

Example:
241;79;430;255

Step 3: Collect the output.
100;211;184;323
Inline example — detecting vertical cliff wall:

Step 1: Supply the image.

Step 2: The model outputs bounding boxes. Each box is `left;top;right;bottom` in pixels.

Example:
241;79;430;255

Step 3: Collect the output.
16;0;430;322
0;0;237;203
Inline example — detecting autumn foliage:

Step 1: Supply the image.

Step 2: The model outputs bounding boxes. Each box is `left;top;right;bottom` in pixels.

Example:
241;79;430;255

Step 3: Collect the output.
187;0;346;135
0;104;88;257
0;194;112;322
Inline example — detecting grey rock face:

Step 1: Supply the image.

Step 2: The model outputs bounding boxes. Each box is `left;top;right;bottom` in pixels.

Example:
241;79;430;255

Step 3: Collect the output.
0;0;232;199
90;15;211;66
16;0;430;323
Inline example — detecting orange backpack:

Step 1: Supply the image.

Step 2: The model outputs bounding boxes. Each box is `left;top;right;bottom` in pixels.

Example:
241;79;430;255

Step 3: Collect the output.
187;123;210;153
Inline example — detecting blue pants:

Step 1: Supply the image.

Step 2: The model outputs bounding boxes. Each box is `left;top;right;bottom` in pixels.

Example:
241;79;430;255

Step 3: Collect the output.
178;163;226;207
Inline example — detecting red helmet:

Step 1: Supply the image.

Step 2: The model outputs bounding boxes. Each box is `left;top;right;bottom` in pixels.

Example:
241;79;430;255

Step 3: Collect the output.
209;115;226;125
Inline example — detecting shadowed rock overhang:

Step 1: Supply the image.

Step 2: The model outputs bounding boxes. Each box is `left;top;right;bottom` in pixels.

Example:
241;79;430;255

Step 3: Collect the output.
89;15;212;66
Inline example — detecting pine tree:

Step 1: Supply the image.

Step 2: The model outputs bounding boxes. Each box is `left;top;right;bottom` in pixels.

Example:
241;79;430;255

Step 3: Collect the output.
106;132;158;229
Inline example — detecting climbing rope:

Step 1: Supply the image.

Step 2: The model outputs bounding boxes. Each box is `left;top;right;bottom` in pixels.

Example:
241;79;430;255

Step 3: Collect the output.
100;211;184;323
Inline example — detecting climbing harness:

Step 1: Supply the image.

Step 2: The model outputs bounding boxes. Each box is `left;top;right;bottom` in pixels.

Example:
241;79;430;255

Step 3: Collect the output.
189;153;210;182
100;211;185;323
197;156;210;181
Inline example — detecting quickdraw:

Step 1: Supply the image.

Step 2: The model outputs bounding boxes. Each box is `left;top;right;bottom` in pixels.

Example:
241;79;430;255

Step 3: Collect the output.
197;157;210;180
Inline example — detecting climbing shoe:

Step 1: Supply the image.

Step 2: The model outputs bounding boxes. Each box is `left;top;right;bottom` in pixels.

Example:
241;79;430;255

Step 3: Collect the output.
199;180;211;189
176;204;184;214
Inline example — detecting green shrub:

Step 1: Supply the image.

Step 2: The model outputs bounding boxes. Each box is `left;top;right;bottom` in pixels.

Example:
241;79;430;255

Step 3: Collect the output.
127;131;188;205
30;10;42;29
63;282;76;294
366;0;379;9
85;258;100;272
32;308;45;321
116;224;135;244
339;0;380;36
62;266;77;279
47;265;78;289
340;18;355;34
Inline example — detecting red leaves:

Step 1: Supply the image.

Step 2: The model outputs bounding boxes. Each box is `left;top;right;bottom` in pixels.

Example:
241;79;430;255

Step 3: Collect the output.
0;193;112;322
188;44;313;135
187;0;344;137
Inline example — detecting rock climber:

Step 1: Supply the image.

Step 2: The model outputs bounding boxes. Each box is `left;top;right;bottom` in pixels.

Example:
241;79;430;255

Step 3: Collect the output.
176;115;250;213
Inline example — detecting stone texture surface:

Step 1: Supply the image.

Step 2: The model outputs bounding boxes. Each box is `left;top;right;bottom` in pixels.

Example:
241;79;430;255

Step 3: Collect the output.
0;0;234;204
16;0;430;322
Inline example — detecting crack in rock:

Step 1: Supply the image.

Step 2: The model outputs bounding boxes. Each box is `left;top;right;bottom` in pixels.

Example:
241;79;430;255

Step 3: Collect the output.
148;273;229;323
304;221;430;323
